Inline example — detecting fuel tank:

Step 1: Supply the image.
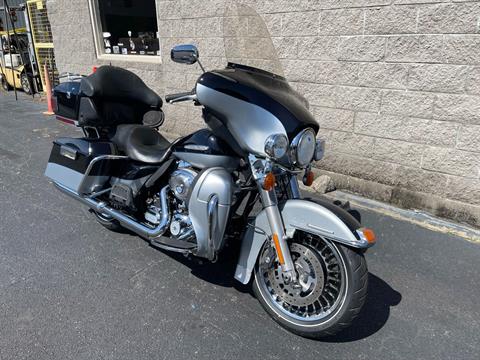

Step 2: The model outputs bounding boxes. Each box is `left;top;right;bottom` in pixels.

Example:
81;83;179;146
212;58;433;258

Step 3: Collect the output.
196;63;319;156
172;129;240;171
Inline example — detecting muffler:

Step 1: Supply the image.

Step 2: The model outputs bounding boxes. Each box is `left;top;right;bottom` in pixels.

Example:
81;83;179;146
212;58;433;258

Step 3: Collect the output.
54;182;170;239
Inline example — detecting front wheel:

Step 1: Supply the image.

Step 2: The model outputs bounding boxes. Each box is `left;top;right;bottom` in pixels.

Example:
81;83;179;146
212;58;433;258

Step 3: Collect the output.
252;231;368;339
21;73;32;94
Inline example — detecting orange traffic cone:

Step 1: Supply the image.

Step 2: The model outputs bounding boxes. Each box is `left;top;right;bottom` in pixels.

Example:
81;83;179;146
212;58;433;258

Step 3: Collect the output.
43;64;54;116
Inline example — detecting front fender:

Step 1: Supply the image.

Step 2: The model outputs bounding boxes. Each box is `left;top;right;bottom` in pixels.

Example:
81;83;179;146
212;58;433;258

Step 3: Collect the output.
234;198;369;284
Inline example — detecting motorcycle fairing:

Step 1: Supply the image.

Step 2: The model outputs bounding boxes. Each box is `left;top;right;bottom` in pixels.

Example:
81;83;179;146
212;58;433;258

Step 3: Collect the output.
234;199;364;285
197;65;318;140
196;82;287;157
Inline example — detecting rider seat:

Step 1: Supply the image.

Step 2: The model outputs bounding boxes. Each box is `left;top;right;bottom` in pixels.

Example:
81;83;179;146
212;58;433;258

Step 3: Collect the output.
111;125;171;164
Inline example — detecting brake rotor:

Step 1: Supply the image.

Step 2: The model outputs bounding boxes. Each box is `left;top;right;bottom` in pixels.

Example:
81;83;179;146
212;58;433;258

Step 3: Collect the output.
266;243;325;307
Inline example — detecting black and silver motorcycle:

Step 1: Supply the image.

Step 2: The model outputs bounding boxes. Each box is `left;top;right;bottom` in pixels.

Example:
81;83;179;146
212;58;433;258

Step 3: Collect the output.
45;42;376;338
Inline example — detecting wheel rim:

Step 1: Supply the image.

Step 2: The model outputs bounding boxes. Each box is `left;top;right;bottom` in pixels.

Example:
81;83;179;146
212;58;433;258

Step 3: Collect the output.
256;233;347;323
21;76;31;93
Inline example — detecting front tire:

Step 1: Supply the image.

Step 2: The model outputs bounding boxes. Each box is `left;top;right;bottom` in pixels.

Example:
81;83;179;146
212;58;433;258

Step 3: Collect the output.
21;73;32;94
252;232;368;339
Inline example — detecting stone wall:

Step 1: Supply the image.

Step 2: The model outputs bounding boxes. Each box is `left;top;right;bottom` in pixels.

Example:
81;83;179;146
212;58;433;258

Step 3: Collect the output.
46;0;480;227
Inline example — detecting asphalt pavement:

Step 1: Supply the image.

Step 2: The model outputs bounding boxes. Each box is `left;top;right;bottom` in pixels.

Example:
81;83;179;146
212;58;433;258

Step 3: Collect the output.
0;92;479;360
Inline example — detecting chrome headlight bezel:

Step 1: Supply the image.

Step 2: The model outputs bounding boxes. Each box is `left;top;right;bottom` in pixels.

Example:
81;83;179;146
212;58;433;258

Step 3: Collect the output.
264;133;289;160
290;128;316;168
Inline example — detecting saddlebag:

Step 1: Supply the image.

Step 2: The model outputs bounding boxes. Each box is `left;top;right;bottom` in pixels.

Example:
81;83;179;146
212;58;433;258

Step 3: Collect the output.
45;138;116;194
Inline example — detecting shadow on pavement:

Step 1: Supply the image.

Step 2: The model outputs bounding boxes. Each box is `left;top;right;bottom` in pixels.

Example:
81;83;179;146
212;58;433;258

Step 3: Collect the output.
152;241;252;293
321;273;402;342
157;241;402;340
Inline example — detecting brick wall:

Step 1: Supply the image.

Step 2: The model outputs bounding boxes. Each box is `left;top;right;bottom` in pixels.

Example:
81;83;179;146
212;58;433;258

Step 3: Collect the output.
46;0;480;226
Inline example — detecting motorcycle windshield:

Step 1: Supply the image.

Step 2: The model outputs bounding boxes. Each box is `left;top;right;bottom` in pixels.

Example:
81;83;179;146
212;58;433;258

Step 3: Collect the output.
223;3;284;78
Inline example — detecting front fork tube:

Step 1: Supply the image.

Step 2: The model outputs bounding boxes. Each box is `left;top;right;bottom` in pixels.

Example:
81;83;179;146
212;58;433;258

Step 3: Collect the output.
258;185;297;283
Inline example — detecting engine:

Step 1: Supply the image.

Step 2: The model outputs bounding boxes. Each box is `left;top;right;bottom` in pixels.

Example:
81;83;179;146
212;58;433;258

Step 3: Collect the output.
144;164;198;242
169;168;197;202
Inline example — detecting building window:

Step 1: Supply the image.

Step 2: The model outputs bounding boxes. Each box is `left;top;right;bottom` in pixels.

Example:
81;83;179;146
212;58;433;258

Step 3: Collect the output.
89;0;160;59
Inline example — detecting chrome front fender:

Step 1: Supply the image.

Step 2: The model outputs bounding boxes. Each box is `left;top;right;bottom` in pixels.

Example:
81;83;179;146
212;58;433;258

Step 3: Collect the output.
234;199;370;284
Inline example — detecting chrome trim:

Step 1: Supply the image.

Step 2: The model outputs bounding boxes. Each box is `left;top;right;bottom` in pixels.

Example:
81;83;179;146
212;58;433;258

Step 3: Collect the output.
149;242;192;254
355;229;376;248
87;187;112;198
264;134;288;160
258;183;296;281
59;145;77;160
314;138;326;161
166;93;197;104
78;155;128;194
207;195;219;253
306;223;335;234
258;187;277;208
54;182;171;239
289;223;371;249
184;144;209;151
82;126;100;138
288;175;301;199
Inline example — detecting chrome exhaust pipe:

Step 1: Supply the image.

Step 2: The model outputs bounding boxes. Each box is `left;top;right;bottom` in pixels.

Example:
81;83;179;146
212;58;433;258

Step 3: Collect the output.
54;182;170;239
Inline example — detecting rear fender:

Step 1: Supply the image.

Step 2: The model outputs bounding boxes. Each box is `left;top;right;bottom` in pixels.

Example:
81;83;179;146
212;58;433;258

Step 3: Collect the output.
234;198;367;284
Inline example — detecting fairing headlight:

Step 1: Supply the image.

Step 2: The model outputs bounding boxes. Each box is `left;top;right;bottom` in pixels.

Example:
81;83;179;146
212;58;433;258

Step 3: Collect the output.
291;128;316;167
265;134;289;159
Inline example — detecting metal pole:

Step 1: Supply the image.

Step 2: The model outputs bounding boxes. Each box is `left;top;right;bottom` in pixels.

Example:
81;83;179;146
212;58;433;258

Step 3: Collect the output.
3;0;17;100
23;3;39;95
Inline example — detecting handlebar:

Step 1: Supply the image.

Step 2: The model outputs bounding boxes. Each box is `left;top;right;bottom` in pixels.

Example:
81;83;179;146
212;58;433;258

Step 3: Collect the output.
165;90;197;104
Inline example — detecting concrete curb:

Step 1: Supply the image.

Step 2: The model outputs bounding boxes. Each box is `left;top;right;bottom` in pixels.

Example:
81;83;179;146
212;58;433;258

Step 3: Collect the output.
324;190;480;244
314;169;480;229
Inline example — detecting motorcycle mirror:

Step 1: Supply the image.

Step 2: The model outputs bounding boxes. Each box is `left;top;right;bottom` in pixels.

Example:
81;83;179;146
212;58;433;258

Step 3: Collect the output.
171;44;199;65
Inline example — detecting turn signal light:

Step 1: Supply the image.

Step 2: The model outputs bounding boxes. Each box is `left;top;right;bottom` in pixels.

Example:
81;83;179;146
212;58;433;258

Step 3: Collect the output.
263;172;276;191
359;228;376;244
303;170;315;187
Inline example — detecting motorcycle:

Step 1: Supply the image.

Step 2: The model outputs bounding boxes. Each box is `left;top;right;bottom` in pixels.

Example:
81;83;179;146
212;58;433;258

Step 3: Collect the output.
45;38;376;339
